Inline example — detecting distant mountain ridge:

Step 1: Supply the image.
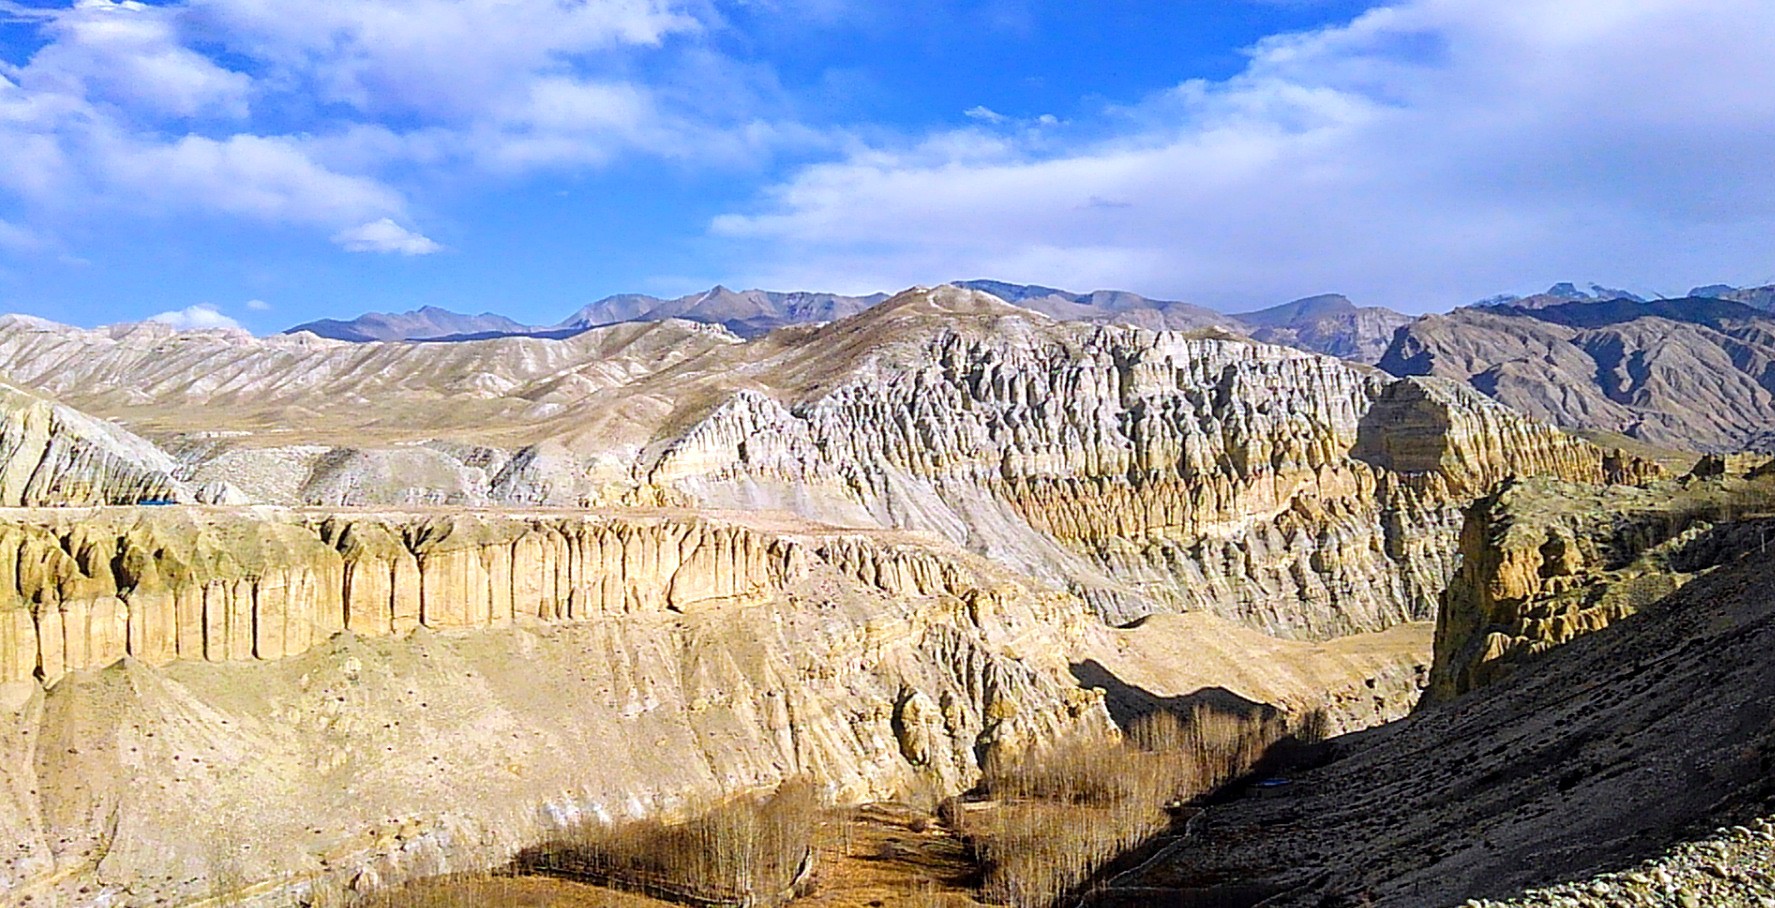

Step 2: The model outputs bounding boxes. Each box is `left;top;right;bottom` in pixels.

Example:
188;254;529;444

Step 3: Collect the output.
953;282;1412;364
1690;282;1775;313
1379;296;1775;453
1475;282;1648;310
278;280;1417;362
277;278;1775;377
286;306;533;342
558;285;889;338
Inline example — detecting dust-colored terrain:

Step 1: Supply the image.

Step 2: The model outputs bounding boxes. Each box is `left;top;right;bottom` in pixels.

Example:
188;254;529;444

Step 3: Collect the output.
1089;474;1775;907
5;286;1765;908
1380;298;1775;453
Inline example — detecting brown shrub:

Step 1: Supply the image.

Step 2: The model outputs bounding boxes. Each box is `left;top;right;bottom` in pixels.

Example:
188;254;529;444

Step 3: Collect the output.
964;704;1290;908
516;779;819;907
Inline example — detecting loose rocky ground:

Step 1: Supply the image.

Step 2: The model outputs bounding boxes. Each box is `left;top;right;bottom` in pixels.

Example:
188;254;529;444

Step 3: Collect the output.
1473;817;1775;908
1087;525;1775;906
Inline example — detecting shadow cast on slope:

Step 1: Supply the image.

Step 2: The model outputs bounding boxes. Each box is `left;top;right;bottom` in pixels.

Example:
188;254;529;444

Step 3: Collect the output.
1079;551;1775;907
1069;661;1281;733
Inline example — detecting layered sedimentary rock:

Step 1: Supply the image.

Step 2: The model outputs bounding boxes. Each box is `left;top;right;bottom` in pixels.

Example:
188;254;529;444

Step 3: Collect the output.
0;381;191;507
651;289;1636;636
0;508;1087;689
0;507;1108;905
0;289;1645;639
1425;473;1775;702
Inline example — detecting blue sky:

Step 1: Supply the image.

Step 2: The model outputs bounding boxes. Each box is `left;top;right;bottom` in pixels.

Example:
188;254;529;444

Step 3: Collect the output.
1;0;1773;332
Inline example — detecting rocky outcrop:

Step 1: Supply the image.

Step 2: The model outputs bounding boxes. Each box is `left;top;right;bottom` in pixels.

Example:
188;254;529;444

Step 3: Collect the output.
1088;532;1775;907
0;380;190;507
1423;474;1775;703
651;289;1635;637
0;290;1646;639
0;507;1108;905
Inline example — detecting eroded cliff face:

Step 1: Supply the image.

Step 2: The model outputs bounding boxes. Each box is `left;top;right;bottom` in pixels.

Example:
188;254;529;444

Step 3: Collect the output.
0;381;192;507
0;507;1108;905
649;289;1638;637
1425;472;1775;703
0;291;1645;641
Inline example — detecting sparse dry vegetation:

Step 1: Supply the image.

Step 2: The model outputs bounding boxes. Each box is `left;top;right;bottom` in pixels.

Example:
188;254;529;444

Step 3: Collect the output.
349;872;673;908
327;709;1334;908
959;704;1308;908
514;779;819;907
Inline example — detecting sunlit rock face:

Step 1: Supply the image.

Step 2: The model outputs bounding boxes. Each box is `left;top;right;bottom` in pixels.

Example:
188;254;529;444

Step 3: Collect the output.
1425;472;1774;703
0;289;1638;641
0;506;1108;904
649;288;1631;637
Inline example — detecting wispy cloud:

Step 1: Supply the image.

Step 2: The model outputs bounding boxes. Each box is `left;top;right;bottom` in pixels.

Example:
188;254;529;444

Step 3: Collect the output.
147;302;241;330
332;218;442;256
715;0;1775;308
0;218;41;253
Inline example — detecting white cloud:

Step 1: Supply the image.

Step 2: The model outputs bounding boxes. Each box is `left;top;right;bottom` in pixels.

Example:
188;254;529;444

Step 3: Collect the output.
964;105;1007;124
715;0;1775;309
332;218;443;255
0;0;782;250
148;303;241;330
22;0;251;118
244;298;270;311
186;0;698;120
105;133;408;226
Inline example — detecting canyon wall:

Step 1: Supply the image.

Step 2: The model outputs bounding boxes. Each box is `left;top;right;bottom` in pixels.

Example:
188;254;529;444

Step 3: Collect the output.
0;507;1109;905
0;291;1653;642
650;292;1641;637
1425;472;1775;703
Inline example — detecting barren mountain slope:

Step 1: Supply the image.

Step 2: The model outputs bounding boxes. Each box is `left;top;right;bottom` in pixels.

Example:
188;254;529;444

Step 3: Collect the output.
1092;488;1775;907
0;314;745;451
1231;293;1414;364
0;377;195;506
1379;299;1775;452
0;289;1638;637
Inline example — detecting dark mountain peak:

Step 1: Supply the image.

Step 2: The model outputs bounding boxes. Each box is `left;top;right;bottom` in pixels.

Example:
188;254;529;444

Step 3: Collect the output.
1689;284;1738;298
952;279;1084;304
1496;296;1770;331
284;307;532;342
1233;293;1357;327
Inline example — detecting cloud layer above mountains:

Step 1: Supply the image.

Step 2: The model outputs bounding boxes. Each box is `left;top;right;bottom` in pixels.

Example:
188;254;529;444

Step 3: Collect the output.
715;0;1775;307
2;0;1773;311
